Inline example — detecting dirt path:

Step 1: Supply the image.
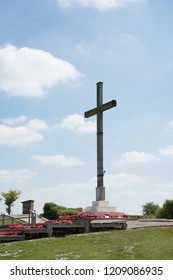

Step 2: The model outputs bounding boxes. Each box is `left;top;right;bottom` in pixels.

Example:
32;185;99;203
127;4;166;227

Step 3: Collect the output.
127;219;173;229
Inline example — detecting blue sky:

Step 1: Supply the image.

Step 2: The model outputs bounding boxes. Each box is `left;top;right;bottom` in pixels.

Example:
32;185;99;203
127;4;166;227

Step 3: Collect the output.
1;0;173;215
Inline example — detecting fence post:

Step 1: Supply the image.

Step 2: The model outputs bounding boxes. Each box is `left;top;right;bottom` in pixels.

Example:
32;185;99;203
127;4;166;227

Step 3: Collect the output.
84;219;90;233
2;214;5;226
47;223;53;237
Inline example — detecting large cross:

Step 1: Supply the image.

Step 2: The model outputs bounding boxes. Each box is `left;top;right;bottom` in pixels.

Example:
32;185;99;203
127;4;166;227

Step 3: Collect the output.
85;82;117;201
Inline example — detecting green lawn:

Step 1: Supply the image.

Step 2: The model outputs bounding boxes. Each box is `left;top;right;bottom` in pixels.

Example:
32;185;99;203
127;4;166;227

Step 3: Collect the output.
0;215;24;226
0;227;173;260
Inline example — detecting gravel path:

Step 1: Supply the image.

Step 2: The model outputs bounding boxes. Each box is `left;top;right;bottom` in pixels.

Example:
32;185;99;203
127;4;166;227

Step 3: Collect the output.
127;219;173;229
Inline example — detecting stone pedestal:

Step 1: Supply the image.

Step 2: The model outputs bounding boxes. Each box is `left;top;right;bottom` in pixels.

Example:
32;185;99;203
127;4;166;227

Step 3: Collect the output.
83;200;116;213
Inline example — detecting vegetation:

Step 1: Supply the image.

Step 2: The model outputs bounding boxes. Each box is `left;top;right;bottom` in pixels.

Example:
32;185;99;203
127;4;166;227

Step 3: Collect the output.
158;199;173;219
142;202;160;217
142;199;173;219
43;202;59;220
0;227;173;260
1;189;21;215
43;202;82;220
0;215;24;226
43;198;173;220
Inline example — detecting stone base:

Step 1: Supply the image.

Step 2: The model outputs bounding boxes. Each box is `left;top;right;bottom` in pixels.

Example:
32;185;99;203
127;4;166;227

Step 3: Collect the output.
83;200;116;213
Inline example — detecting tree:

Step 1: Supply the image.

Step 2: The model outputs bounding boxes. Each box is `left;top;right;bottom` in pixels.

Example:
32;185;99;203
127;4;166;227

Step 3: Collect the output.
1;189;21;215
43;202;81;220
43;202;60;220
158;199;173;219
142;202;160;217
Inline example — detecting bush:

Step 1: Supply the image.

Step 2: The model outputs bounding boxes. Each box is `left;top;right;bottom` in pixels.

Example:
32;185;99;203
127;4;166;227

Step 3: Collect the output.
43;202;60;220
157;199;173;219
43;202;82;220
142;202;160;217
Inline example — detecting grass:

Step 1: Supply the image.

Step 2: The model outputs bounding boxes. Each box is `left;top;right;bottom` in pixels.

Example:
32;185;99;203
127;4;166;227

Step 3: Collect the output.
0;215;23;226
0;227;173;260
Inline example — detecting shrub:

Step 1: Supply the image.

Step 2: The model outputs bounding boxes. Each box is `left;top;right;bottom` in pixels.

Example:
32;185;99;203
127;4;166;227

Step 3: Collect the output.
142;202;160;217
43;202;60;220
43;202;81;220
157;199;173;219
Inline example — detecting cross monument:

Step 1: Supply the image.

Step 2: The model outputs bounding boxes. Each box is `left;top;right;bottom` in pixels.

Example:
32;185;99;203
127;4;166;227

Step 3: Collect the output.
84;82;117;213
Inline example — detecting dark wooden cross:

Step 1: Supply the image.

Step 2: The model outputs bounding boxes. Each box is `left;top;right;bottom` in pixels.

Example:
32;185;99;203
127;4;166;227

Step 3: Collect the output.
85;82;117;201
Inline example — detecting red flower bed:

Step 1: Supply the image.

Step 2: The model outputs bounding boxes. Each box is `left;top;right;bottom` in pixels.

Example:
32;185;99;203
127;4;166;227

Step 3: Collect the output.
45;219;73;225
78;213;100;219
58;214;100;219
8;224;23;229
44;212;128;225
30;225;43;228
0;232;18;236
8;224;44;229
58;212;128;220
58;215;78;219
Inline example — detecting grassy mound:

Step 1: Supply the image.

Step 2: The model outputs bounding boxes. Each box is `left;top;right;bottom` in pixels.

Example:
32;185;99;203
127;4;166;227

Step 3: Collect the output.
0;227;173;260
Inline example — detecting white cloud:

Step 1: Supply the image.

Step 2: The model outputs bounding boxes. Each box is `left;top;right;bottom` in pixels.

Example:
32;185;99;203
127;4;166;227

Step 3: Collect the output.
0;44;81;98
156;180;173;191
57;0;142;10
0;116;48;145
12;186;170;215
75;43;90;55
105;172;146;187
164;121;173;133
89;172;146;189
27;119;48;130
18;182;90;213
0;169;35;184
159;145;173;157
14;172;146;214
2;116;28;126
115;33;143;49
167;121;173;129
33;154;85;167
61;114;96;133
117;151;159;166
114;190;169;215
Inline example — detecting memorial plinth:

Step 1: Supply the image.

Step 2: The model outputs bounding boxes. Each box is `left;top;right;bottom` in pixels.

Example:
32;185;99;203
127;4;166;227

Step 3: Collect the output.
84;200;116;213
